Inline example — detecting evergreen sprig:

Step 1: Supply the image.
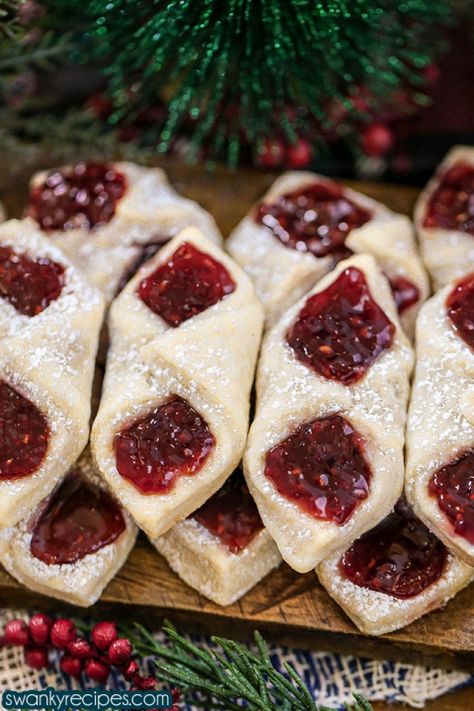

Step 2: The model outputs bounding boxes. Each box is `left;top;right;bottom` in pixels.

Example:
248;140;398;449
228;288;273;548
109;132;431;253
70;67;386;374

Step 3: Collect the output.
48;0;452;165
0;29;73;75
130;623;373;711
0;105;152;177
0;0;20;39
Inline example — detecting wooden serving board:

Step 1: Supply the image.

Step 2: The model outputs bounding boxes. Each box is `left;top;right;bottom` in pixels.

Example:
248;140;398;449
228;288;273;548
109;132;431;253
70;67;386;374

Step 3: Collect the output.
0;157;473;675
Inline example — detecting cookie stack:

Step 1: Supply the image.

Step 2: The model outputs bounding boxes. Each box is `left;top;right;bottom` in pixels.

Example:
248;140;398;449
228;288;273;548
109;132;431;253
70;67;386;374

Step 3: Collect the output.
0;150;472;636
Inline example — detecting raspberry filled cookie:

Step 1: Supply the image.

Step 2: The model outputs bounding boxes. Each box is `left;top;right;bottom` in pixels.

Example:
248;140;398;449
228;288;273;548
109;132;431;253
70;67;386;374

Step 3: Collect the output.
152;469;281;605
0;451;137;606
27;161;222;300
406;273;474;566
244;254;413;572
228;171;428;336
92;227;263;538
415;146;474;290
318;498;474;635
0;220;104;527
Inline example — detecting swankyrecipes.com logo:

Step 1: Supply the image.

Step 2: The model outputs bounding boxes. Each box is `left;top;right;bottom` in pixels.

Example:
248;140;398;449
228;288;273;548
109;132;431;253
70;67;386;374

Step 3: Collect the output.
1;687;173;710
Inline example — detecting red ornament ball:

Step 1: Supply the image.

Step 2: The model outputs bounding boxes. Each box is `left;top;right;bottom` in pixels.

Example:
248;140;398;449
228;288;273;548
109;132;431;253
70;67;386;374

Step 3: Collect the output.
84;658;110;684
257;138;285;168
25;646;49;670
50;619;77;650
123;659;139;680
67;636;92;659
60;654;83;678
108;638;133;665
132;676;157;690
91;621;118;651
4;619;30;646
286;137;313;169
28;614;52;646
361;123;395;157
424;64;440;85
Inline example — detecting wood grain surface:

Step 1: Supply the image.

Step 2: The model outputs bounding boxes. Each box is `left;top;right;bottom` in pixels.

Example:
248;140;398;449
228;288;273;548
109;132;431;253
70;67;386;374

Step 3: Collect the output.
0;158;472;710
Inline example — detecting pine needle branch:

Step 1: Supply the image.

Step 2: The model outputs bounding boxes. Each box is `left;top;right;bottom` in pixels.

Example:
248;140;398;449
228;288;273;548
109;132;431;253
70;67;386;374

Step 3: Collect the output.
53;0;453;164
0;0;20;39
129;623;374;711
0;31;74;73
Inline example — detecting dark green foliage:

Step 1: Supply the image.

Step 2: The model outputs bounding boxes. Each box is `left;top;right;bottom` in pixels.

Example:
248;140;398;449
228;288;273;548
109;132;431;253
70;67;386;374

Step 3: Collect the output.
130;622;374;710
74;0;451;164
0;1;454;165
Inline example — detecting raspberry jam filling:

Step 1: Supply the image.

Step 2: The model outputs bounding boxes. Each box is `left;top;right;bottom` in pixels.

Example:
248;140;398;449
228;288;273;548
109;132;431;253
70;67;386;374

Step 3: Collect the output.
446;273;474;350
114;395;215;494
0;381;49;480
287;267;395;385
30;473;126;565
0;246;65;317
339;498;447;599
27;162;127;231
193;470;263;554
264;415;371;524
137;242;236;327
422;162;474;235
255;181;371;260
389;276;420;314
429;450;474;545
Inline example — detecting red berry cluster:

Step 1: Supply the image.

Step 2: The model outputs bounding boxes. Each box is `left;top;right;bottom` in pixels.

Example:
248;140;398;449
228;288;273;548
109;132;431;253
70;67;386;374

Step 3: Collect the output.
2;615;180;708
256;136;314;169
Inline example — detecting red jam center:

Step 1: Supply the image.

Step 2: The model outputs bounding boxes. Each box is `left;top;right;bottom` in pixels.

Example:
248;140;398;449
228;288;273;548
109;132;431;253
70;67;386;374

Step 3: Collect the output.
339;498;447;599
27;162;127;231
287;267;395;385
0;246;65;317
264;415;371;525
423;162;474;235
255;182;371;260
193;470;263;553
0;381;49;480
446;273;474;350
114;395;215;494
429;450;474;545
389;276;420;314
30;473;126;565
137;242;236;327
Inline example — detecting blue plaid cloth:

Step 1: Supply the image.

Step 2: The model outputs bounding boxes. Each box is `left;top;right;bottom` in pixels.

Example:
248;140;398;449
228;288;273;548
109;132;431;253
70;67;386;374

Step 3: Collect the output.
8;630;470;710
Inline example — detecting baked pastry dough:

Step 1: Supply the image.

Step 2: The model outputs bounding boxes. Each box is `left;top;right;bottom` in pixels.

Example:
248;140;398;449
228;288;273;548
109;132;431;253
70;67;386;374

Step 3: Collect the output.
0;219;104;527
244;253;413;572
0;451;137;607
415;146;474;291
152;470;281;605
406;275;474;565
227;171;428;336
317;499;474;636
92;227;263;539
27;161;222;301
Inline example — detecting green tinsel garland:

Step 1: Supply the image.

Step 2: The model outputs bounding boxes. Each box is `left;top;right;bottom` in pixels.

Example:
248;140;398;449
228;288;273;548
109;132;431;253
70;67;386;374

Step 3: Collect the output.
51;0;452;165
